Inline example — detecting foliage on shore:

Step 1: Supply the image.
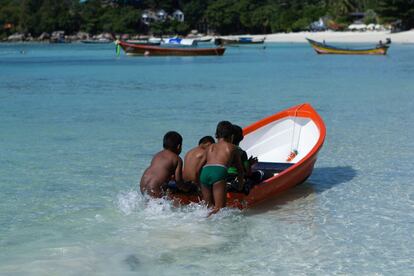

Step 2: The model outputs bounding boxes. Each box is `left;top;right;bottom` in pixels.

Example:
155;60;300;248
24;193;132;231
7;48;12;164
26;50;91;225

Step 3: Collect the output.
0;0;413;38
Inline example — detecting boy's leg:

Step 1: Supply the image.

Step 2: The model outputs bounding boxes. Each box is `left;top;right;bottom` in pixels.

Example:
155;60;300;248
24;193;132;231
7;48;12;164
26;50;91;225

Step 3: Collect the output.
208;181;226;216
201;185;213;208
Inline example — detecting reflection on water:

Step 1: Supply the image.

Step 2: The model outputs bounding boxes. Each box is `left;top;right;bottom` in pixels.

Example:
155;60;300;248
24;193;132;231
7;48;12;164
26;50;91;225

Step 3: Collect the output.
311;166;358;193
245;183;315;215
246;165;357;215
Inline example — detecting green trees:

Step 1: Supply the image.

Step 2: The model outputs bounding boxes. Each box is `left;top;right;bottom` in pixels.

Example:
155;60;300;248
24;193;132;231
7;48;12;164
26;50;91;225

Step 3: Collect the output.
205;0;240;34
181;0;208;31
0;0;412;38
329;0;358;17
204;0;328;34
79;0;104;34
37;0;80;34
0;1;20;28
377;0;414;29
99;6;141;33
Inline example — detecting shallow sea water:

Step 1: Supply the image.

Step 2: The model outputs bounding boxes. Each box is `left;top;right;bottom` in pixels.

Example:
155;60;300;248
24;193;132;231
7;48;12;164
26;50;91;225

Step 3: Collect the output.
0;42;413;275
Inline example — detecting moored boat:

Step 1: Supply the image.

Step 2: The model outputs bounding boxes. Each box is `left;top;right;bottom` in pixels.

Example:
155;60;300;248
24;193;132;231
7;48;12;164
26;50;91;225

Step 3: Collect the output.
80;38;112;44
214;37;265;46
169;103;326;209
123;39;160;46
115;40;225;56
306;38;390;55
193;37;212;43
238;37;265;44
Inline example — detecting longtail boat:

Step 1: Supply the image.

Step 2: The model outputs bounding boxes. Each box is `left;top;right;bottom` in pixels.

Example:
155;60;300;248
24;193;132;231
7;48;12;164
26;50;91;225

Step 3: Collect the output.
170;103;326;209
115;40;225;56
214;37;265;46
80;39;112;44
306;38;390;55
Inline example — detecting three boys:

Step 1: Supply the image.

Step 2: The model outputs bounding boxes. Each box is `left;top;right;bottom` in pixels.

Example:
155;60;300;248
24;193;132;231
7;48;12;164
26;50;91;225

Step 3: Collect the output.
140;121;247;216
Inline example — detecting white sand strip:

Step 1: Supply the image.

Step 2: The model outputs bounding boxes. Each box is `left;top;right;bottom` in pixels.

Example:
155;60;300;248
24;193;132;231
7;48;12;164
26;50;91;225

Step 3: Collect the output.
241;30;414;43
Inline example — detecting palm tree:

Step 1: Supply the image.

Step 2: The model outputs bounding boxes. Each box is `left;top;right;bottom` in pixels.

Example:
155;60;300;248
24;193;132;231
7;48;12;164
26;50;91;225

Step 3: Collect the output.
329;0;358;16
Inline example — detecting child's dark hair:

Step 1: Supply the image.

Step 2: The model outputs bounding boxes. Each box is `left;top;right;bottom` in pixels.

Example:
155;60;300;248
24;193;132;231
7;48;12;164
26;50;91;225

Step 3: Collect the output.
232;125;244;145
198;136;215;145
215;121;233;139
163;131;182;150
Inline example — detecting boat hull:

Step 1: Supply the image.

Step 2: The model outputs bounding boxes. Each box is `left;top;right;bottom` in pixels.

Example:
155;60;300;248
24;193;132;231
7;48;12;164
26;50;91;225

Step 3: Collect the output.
116;40;225;56
215;37;265;45
307;38;389;55
170;103;326;209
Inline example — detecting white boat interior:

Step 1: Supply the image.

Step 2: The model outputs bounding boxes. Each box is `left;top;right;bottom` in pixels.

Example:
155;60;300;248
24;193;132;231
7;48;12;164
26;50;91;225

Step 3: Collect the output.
161;38;197;46
240;117;320;163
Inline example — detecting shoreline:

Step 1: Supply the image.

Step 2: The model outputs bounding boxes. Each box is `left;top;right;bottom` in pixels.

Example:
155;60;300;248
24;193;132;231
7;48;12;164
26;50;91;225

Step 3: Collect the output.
248;30;414;44
2;30;414;44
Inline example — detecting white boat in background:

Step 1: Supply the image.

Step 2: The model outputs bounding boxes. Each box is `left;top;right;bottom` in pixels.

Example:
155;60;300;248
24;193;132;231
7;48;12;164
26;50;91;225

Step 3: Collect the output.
80;38;112;44
148;37;162;44
125;39;161;46
161;38;198;47
191;36;213;43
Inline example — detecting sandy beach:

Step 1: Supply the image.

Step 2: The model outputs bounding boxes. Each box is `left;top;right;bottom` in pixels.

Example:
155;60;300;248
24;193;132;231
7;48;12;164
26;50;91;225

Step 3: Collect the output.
244;29;414;44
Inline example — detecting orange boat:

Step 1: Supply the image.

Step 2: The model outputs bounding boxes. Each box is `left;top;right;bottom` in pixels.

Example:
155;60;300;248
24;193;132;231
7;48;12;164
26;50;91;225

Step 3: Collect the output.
115;40;225;56
170;103;326;209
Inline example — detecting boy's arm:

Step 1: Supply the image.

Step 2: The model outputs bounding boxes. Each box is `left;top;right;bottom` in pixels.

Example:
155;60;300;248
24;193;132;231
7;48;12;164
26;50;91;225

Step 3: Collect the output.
232;147;245;190
241;151;252;176
174;157;189;192
174;157;183;183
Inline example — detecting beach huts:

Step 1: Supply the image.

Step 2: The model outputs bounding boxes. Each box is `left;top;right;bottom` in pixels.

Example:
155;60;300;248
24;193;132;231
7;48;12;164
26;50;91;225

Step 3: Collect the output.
141;9;185;25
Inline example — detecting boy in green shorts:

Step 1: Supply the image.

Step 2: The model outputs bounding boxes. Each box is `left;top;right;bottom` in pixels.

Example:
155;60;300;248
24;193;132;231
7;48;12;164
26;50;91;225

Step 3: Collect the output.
183;136;215;191
200;121;244;216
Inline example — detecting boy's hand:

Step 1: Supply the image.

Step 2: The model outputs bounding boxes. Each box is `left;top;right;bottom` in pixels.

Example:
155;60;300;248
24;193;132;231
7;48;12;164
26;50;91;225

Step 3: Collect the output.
248;156;258;165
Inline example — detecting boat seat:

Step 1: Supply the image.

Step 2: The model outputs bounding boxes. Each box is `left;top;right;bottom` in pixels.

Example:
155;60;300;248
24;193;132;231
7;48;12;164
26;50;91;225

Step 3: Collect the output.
252;162;294;173
226;162;294;194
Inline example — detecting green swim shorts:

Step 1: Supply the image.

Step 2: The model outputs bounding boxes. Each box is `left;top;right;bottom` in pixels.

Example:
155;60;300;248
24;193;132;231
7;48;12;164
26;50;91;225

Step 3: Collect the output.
200;164;228;188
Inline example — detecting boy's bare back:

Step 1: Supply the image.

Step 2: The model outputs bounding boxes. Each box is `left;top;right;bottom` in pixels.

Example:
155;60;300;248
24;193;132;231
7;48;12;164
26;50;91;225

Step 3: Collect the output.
140;131;183;198
205;141;236;166
183;146;207;184
140;149;182;197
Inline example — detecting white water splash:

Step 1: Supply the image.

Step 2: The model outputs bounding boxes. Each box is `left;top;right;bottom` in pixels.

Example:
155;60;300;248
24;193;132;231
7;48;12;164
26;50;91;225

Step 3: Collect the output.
116;189;242;221
116;190;143;215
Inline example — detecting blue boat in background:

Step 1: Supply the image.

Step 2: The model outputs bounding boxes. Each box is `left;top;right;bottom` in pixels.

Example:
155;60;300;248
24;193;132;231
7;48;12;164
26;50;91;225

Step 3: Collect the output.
215;36;265;45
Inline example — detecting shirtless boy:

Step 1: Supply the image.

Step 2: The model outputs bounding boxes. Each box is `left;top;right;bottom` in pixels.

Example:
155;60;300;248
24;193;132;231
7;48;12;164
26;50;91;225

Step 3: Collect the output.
183;136;215;189
140;131;185;198
228;125;260;193
200;121;244;216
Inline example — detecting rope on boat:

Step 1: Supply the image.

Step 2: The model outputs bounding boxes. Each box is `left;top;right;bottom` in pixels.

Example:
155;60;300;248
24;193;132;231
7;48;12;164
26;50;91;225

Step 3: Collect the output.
287;104;305;162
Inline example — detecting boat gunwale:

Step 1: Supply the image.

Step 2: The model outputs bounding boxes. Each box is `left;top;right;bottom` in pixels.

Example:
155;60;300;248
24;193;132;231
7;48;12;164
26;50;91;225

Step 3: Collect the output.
242;103;326;189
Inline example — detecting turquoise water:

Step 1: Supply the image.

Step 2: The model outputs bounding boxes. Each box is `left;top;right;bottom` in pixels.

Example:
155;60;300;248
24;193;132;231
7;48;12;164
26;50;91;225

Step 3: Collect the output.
1;42;413;275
